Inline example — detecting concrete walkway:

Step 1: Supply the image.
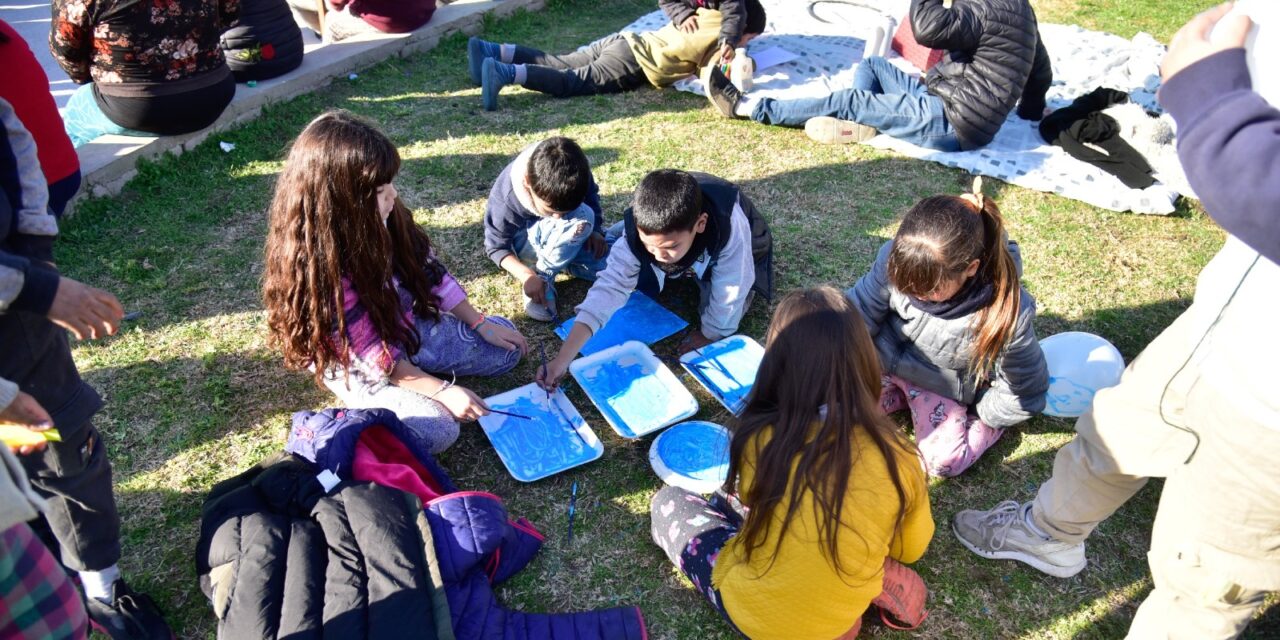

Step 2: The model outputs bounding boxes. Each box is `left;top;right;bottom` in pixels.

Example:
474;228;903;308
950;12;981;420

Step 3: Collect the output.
3;0;543;202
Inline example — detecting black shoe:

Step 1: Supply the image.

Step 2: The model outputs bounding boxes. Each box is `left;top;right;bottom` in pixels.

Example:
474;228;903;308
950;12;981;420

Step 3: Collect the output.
701;65;743;118
86;580;175;640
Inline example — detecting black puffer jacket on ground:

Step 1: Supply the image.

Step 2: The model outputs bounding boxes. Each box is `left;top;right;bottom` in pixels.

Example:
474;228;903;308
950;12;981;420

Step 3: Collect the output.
911;0;1052;150
195;453;454;640
220;0;304;82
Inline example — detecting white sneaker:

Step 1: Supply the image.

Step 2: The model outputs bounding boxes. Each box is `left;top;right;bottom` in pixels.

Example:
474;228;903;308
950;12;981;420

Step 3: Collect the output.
952;501;1087;578
804;116;878;144
522;278;557;322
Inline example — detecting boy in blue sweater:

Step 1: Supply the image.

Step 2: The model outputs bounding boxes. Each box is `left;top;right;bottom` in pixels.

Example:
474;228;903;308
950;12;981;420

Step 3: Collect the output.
484;137;609;321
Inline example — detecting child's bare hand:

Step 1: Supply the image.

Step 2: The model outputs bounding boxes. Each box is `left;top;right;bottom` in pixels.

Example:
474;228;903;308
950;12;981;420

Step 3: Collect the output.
679;15;698;33
478;320;528;355
522;273;548;306
1162;3;1252;82
678;330;716;355
717;43;735;64
437;385;490;422
535;356;569;391
585;232;608;259
1;391;54;455
47;277;124;340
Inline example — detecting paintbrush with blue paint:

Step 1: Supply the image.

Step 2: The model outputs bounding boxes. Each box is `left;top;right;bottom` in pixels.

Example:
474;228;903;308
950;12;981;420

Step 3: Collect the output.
539;341;553;403
567;481;578;545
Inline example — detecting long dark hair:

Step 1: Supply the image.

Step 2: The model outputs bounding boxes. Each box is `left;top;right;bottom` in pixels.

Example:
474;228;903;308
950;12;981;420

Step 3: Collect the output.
887;194;1021;376
724;287;915;575
262;110;446;384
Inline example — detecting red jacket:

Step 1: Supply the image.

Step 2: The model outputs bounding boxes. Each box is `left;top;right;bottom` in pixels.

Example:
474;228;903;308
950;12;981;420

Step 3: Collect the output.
328;0;435;33
0;20;79;187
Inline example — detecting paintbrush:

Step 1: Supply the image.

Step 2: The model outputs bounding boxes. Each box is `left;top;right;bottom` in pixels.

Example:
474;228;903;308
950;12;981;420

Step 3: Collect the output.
567;481;578;545
487;408;531;420
539;341;552;402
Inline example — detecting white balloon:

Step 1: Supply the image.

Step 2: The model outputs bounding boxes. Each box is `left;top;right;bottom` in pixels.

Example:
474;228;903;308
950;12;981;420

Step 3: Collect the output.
1039;332;1126;418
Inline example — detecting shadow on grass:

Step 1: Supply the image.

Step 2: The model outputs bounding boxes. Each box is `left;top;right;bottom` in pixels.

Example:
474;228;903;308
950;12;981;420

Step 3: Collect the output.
82;350;327;480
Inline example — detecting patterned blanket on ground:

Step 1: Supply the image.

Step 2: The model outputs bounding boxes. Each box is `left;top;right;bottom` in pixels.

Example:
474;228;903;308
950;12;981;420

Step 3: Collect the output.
617;0;1193;214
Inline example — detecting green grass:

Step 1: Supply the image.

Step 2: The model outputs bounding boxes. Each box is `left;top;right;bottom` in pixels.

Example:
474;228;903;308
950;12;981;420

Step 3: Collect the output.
54;0;1277;637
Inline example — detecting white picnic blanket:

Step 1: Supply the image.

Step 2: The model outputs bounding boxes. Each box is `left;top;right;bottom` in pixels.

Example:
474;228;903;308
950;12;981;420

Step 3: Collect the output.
617;0;1193;214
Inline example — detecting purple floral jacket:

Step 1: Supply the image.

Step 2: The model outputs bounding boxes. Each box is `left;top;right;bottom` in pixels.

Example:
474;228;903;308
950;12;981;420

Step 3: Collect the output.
51;0;240;85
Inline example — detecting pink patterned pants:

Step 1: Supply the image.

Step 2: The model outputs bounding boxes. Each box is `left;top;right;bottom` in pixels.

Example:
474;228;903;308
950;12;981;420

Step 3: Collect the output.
878;374;1003;477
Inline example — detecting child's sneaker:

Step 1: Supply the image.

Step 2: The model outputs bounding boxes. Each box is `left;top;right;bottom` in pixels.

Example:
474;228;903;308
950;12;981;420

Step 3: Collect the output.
481;58;516;111
468;37;501;86
86;579;175;640
952;501;1087;578
523;278;557;322
804;116;879;144
701;65;743;118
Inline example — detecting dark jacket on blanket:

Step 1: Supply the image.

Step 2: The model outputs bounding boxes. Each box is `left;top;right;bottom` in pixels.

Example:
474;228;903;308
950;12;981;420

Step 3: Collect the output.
285;408;649;640
846;240;1048;428
195;451;454;640
911;0;1053;150
219;0;304;82
483;143;604;268
659;0;746;49
1040;88;1156;189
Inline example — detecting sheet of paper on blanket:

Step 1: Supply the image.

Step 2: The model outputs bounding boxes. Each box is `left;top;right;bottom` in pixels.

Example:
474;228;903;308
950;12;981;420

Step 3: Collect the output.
618;0;1193;214
749;46;798;72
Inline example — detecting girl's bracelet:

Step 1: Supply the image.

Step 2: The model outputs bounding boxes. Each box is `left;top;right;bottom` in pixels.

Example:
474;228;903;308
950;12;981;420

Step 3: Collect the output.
469;314;488;331
427;371;457;400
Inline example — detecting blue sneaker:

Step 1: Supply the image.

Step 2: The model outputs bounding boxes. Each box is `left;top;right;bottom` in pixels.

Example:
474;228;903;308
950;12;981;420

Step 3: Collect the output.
467;37;500;86
481;58;516;111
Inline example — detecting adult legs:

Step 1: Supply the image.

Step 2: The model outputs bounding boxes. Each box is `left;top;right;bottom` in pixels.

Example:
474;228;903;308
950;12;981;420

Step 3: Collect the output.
1124;373;1280;639
750;57;960;151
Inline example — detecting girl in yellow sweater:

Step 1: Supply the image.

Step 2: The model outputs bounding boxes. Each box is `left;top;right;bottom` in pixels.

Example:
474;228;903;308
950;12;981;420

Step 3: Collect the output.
650;287;935;638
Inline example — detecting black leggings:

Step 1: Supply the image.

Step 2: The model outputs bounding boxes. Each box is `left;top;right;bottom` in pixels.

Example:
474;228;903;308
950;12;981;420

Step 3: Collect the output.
514;34;647;98
94;72;236;135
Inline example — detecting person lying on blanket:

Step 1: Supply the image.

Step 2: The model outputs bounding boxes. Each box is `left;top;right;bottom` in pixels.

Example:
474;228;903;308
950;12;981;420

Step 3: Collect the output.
466;0;765;111
707;0;1052;152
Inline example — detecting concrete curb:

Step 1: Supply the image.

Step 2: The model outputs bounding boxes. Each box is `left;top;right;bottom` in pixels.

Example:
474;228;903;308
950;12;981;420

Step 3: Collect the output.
74;0;545;203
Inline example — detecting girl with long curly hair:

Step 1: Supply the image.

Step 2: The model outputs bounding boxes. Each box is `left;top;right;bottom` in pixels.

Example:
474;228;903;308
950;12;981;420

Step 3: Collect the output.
649;287;934;638
262;110;527;453
848;180;1049;477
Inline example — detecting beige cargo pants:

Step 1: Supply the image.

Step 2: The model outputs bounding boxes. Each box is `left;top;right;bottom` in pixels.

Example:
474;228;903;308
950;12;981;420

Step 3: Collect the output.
1029;304;1280;639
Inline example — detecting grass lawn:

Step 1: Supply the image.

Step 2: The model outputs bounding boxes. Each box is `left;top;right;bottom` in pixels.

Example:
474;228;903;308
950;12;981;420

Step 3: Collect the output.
55;0;1278;637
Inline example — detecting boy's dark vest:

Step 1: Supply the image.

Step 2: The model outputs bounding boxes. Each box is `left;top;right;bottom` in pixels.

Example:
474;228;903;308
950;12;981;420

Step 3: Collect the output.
623;172;773;300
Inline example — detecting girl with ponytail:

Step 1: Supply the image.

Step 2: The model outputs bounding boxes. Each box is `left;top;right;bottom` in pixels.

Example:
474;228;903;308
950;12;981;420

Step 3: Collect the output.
847;178;1049;477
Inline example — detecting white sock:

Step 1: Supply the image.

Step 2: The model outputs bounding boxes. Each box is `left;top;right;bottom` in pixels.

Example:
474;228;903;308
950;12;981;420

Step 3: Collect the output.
79;565;122;602
733;98;752;117
1021;503;1052;540
499;43;515;64
514;64;528;86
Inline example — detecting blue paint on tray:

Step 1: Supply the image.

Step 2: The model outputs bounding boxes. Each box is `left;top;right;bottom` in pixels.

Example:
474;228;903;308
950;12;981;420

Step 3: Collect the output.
683;336;764;415
555;291;688;356
573;343;697;438
482;390;596;482
655;421;730;482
